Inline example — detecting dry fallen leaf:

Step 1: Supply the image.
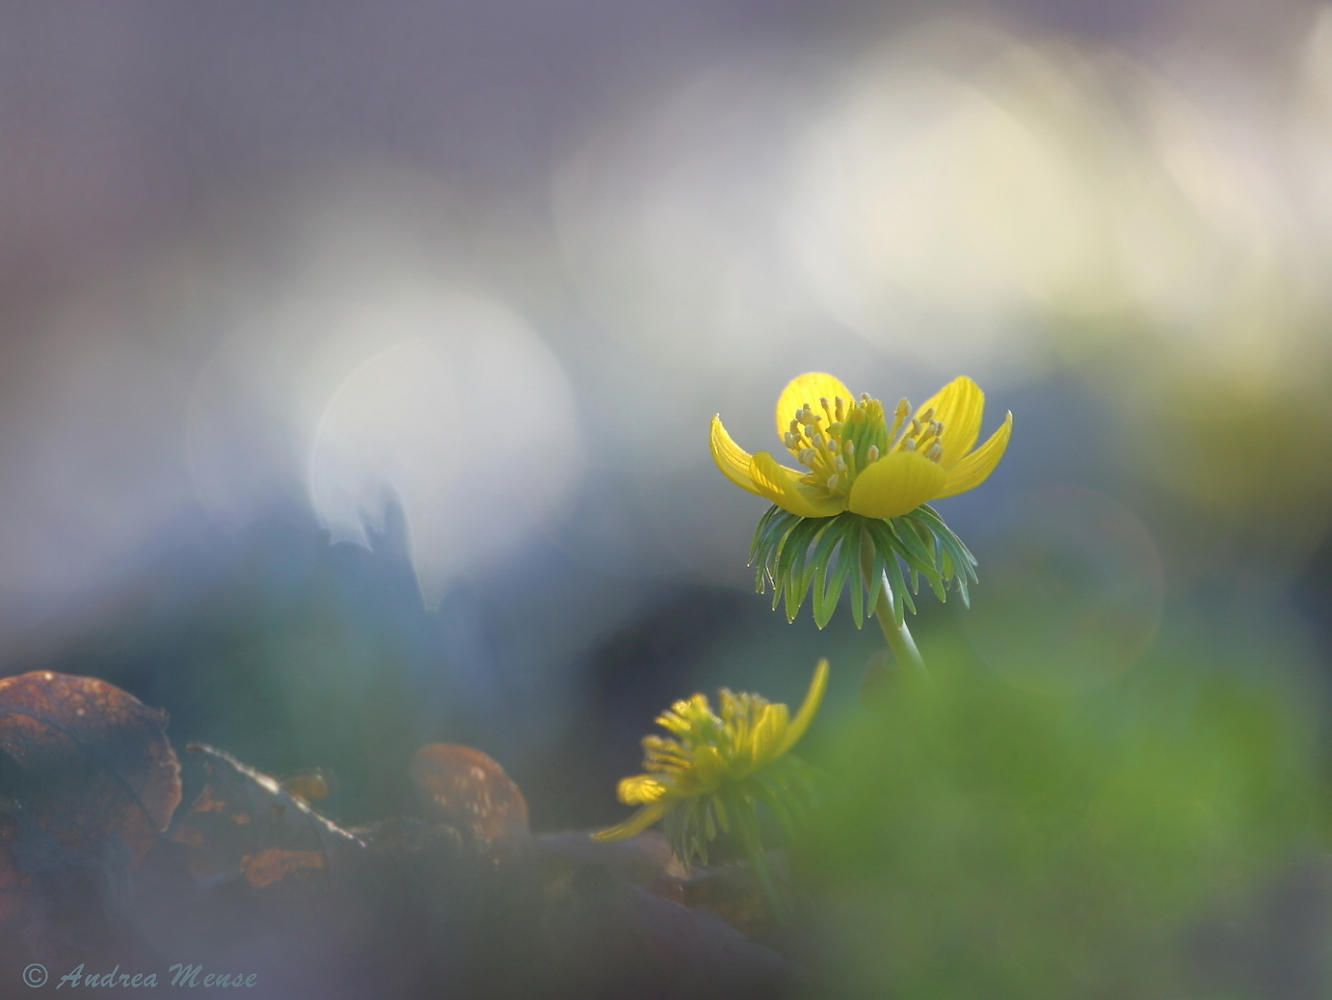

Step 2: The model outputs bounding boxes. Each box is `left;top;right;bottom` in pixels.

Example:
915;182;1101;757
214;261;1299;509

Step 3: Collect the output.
410;744;529;865
0;670;181;948
541;864;792;999
535;829;687;903
172;744;364;890
279;767;339;803
0;671;181;861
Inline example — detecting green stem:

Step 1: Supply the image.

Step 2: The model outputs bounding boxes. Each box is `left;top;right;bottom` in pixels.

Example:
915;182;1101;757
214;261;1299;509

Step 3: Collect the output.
860;531;930;681
733;798;787;923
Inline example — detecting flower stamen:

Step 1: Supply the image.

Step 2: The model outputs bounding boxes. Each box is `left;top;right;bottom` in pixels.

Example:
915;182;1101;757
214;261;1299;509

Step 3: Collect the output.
786;390;892;498
887;404;951;464
784;384;970;495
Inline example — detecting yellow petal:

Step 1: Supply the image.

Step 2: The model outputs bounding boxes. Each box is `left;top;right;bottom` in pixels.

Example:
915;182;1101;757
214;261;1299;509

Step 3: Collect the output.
847;450;947;518
591;802;667;842
937;411;1012;498
747;701;790;772
915;376;984;470
749;452;846;518
656;694;711;739
710;415;763;496
617;774;670;804
774;373;854;443
775;658;828;758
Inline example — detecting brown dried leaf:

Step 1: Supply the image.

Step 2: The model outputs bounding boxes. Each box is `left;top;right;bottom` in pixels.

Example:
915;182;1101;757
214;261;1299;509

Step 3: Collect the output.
0;671;181;861
172;744;363;890
541;865;792;999
242;847;326;888
535;829;687;902
681;863;780;939
410;744;529;863
279;768;339;803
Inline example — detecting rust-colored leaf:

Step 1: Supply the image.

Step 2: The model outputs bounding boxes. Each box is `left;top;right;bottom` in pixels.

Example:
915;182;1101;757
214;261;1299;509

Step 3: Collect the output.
536;829;687;903
681;863;781;939
410;744;529;863
171;744;363;890
0;671;181;861
279;768;339;803
542;865;792;998
242;847;326;888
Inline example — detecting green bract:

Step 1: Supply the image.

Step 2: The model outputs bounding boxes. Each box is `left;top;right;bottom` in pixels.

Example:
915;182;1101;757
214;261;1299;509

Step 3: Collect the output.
750;503;978;629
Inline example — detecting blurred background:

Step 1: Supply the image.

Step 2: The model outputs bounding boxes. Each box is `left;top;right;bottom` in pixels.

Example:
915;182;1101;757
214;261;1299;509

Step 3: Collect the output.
4;0;1332;992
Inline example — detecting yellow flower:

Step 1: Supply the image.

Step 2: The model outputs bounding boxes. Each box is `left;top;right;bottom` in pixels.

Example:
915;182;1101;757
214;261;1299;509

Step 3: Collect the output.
592;660;828;858
711;372;1013;519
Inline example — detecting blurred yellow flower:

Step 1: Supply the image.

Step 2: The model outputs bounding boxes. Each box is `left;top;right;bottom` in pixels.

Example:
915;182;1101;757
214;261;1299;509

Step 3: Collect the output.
592;659;828;864
711;372;1012;519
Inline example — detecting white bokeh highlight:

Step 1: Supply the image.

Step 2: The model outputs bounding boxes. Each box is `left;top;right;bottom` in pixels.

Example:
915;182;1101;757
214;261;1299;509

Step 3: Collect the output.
308;294;582;607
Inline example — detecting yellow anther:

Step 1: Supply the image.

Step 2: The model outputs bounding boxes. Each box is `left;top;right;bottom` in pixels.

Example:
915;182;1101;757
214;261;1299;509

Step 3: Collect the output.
826;474;840;491
926;442;943;461
886;400;908;447
915;420;945;452
903;439;917;451
834;396;845;421
844;440;855;456
866;445;879;463
919;407;935;423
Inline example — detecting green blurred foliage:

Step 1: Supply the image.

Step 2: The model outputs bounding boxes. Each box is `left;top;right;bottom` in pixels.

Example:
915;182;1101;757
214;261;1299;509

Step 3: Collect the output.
1118;365;1332;566
800;638;1327;999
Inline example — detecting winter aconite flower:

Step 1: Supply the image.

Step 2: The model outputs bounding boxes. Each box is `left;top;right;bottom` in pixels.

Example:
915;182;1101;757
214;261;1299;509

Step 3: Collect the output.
593;659;827;873
710;373;1012;631
710;372;1011;520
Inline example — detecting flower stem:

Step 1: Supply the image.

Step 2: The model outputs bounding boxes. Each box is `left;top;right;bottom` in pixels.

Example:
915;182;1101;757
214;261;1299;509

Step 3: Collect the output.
733;799;787;922
860;531;930;681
